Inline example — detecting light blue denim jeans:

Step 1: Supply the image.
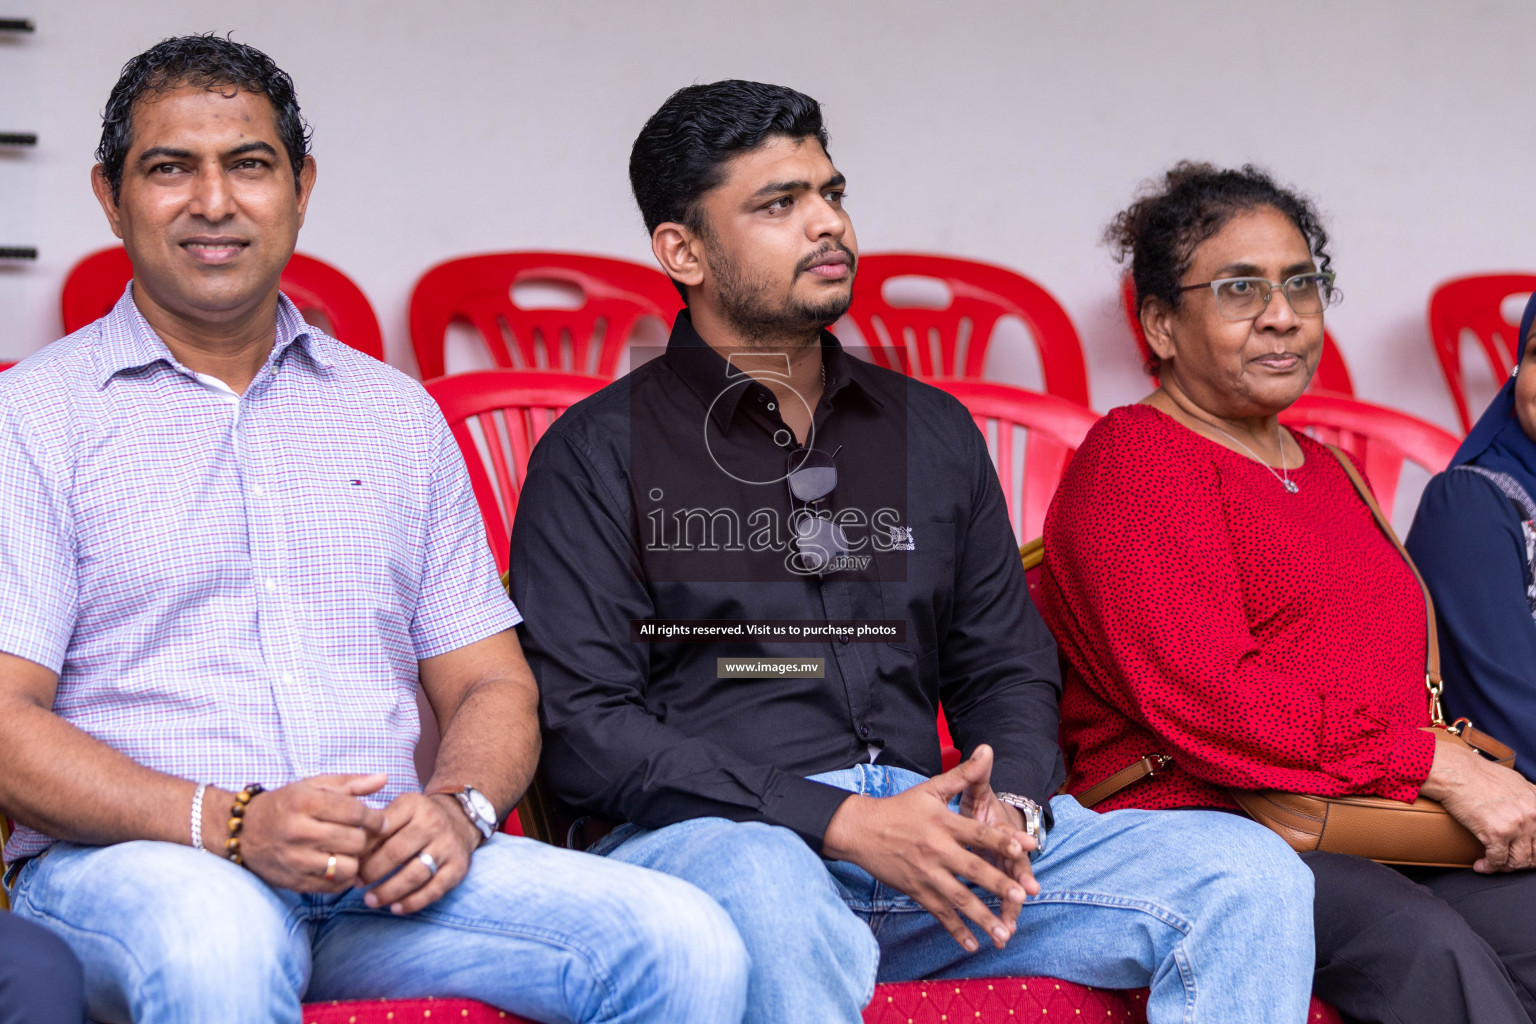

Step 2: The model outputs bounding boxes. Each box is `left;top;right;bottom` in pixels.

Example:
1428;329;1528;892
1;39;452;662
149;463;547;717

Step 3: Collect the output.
7;832;749;1024
592;763;1315;1024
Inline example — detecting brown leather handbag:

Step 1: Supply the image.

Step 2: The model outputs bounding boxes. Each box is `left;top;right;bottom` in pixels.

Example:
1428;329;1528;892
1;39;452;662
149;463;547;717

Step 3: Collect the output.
1077;445;1515;868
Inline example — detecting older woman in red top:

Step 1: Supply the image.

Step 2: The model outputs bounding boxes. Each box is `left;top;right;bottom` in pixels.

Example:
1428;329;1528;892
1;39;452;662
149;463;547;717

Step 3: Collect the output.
1042;162;1536;1024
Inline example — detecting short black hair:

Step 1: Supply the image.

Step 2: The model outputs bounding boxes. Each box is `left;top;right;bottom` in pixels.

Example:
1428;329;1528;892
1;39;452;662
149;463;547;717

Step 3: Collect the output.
97;33;310;203
630;78;829;243
1107;161;1336;376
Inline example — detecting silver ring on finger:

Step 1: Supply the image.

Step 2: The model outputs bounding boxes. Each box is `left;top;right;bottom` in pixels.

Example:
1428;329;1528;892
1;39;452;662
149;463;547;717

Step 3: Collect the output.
417;851;439;877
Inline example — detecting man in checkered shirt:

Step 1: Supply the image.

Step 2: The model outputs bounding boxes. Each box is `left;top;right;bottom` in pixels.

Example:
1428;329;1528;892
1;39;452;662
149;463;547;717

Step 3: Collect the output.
0;34;747;1023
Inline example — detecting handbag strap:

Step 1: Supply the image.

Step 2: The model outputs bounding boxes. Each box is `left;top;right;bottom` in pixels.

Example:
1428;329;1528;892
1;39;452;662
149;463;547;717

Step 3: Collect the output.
1323;445;1446;726
1075;754;1171;809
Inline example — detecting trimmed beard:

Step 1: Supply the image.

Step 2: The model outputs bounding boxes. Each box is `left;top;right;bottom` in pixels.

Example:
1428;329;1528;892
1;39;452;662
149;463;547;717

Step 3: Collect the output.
703;235;854;350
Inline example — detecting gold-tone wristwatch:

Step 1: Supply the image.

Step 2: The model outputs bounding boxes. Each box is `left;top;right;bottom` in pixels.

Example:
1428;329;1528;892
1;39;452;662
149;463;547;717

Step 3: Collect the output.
993;792;1046;854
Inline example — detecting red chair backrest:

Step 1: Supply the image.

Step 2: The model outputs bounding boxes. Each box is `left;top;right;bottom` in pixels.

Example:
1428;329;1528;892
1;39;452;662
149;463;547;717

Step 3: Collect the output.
60;246;385;361
60;246;135;333
845;254;1089;404
1427;273;1536;433
0;362;13;372
409;252;683;381
424;369;607;575
1119;272;1354;395
1278;393;1461;522
271;253;386;361
927;380;1100;543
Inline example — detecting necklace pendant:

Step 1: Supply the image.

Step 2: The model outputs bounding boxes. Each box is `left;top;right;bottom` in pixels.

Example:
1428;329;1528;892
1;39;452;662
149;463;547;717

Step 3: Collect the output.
1283;479;1300;494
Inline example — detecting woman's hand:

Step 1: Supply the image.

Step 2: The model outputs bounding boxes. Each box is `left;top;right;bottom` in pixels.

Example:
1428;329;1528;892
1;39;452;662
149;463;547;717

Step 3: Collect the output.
1420;734;1536;872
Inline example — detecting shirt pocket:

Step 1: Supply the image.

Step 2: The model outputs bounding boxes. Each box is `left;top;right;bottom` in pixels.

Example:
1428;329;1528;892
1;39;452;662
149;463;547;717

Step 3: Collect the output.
876;517;956;655
288;470;419;595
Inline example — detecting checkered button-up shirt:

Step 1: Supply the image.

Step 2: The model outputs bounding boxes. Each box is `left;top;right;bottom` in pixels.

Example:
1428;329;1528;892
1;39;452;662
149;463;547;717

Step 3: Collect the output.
0;289;520;861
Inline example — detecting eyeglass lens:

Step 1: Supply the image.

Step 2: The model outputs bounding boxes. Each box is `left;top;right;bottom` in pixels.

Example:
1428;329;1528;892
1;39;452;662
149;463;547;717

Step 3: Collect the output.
792;515;850;573
1214;275;1329;319
787;449;837;502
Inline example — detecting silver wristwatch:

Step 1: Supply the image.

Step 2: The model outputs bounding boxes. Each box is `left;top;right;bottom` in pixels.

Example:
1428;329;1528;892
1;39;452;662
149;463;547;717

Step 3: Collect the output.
441;785;498;842
993;792;1046;854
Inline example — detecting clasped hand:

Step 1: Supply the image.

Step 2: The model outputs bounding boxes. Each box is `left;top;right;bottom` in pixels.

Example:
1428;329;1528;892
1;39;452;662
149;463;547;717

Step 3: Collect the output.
236;773;483;913
823;745;1041;953
1424;735;1536;873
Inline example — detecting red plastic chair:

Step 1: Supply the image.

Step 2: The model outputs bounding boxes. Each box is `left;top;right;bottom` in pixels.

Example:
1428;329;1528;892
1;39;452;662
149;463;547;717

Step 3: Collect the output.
928;380;1100;543
844;254;1089;404
409;252;683;381
1120;272;1355;395
424;369;607;575
60;246;386;361
1279;393;1460;522
1428;273;1536;433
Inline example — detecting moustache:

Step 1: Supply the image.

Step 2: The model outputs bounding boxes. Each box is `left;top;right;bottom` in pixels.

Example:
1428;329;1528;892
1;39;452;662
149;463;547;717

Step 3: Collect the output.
796;244;857;276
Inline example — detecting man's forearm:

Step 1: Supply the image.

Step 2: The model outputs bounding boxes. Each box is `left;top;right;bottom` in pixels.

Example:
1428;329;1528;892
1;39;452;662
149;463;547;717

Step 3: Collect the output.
0;694;201;847
424;676;538;823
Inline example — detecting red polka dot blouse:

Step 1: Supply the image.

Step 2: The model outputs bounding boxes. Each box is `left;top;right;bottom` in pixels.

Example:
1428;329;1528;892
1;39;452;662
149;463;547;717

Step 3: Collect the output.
1040;405;1437;813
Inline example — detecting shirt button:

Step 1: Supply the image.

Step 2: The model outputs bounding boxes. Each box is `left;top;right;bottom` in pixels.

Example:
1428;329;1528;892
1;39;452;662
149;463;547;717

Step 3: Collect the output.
766;402;776;411
281;672;294;685
252;485;265;497
838;635;851;645
264;579;277;593
858;723;871;738
756;394;766;403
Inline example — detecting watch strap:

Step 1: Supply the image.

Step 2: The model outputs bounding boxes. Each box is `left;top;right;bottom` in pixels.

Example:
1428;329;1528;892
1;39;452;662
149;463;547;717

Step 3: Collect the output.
434;786;497;841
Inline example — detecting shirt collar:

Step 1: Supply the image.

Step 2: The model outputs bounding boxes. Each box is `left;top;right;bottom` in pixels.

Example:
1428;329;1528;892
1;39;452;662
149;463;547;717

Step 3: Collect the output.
661;308;885;434
95;283;333;388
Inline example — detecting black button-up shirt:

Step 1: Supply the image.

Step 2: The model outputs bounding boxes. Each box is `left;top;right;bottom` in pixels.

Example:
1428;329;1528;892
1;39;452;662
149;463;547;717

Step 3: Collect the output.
511;312;1064;850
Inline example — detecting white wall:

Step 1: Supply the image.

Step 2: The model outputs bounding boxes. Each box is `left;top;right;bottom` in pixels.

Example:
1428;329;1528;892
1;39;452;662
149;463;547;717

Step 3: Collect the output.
3;0;1532;431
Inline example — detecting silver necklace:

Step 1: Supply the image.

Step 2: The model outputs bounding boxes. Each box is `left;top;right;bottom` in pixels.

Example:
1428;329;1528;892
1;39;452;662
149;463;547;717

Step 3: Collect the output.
1208;422;1299;494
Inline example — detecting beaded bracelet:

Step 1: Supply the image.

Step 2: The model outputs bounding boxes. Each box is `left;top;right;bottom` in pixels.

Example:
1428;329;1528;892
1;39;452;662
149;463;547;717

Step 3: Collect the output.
224;783;266;866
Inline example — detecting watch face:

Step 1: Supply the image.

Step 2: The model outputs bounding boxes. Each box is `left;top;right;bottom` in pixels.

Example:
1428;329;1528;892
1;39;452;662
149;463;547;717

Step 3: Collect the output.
464;787;497;826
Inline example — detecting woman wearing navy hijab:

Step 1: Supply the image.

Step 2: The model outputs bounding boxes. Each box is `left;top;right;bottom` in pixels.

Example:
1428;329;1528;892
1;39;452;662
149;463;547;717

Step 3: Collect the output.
1407;291;1536;779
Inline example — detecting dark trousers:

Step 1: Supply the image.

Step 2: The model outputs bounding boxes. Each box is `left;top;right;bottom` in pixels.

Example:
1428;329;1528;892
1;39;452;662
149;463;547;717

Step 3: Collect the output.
0;912;85;1024
1304;851;1536;1024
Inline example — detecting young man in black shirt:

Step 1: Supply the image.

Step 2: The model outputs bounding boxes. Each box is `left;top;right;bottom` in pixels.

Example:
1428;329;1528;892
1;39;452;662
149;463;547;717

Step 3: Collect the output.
512;80;1315;1024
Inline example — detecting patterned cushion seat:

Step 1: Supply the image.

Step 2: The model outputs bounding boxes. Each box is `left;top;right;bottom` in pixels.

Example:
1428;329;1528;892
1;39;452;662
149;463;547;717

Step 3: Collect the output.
299;981;1345;1023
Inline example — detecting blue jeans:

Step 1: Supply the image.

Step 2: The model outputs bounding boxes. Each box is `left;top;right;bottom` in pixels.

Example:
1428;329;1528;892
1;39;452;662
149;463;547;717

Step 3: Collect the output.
8;833;748;1024
592;764;1315;1024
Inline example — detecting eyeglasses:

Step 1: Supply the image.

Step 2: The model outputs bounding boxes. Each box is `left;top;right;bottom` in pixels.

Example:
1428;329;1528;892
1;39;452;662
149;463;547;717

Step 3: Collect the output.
1177;271;1336;321
786;446;848;576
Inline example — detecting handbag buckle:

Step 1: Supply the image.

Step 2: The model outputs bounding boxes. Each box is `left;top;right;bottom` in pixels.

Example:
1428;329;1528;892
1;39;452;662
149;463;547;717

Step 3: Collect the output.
1144;754;1172;776
1426;674;1447;728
